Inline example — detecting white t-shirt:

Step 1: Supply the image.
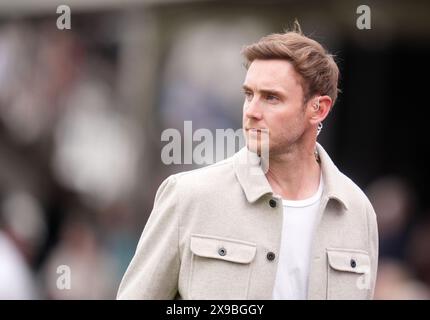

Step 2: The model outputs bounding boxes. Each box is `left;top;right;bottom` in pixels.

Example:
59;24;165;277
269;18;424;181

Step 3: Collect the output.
272;175;324;300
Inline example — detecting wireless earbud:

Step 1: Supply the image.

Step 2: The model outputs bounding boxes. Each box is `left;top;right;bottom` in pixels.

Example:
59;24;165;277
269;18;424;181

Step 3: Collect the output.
313;97;320;111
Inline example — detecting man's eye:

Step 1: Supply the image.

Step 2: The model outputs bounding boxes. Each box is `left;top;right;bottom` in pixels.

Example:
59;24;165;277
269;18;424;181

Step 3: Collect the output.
244;91;253;100
266;94;279;102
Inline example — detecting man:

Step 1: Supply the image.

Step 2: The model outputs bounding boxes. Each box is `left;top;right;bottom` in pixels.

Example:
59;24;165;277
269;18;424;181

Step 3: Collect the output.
117;24;378;300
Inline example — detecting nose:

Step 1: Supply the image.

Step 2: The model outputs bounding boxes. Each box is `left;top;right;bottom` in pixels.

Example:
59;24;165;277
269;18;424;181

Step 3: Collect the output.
244;97;263;121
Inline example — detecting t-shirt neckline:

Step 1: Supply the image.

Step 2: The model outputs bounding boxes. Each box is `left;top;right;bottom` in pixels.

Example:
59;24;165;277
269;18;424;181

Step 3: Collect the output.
280;173;324;208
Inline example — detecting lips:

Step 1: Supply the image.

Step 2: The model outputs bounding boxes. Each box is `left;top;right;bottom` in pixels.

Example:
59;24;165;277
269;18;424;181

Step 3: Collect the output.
246;128;268;133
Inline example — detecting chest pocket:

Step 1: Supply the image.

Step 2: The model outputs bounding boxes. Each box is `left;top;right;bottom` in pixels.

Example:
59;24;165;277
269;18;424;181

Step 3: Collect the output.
326;248;371;300
189;234;257;300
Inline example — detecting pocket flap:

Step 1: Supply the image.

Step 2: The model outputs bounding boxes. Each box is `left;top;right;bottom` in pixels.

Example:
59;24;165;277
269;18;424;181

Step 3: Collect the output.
327;248;370;274
190;234;257;264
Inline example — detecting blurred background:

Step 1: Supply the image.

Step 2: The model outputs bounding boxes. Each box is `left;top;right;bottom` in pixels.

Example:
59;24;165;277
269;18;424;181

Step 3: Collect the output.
0;0;429;299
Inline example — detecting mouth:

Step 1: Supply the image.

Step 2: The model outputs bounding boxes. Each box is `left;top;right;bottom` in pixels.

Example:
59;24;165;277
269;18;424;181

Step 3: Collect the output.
246;128;268;134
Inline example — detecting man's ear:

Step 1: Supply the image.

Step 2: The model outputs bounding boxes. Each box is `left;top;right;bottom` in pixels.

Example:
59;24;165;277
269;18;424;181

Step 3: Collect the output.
309;95;332;125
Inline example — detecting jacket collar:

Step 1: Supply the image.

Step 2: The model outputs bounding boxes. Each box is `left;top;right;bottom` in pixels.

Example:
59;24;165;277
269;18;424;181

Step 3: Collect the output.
233;143;350;211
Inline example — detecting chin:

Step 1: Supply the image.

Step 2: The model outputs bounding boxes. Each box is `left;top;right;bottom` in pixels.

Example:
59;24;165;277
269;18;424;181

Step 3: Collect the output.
246;140;258;153
246;140;265;157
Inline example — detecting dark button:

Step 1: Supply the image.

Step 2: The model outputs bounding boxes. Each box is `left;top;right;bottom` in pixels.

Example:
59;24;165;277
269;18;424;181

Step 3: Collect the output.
269;199;277;208
218;247;227;256
350;259;357;268
267;252;276;261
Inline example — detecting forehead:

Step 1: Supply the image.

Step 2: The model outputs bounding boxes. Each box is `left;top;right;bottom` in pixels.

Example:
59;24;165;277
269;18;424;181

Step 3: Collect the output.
244;59;302;93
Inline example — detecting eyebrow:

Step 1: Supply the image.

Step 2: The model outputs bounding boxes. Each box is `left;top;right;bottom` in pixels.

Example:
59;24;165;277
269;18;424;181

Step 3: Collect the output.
242;85;285;97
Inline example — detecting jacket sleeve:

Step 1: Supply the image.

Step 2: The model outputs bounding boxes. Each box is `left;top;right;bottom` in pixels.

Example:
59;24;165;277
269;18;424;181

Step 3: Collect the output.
117;175;180;299
367;202;379;299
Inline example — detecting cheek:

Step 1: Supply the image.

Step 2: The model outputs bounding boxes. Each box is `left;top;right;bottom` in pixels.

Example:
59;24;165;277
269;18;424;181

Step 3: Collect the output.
242;102;246;112
267;111;301;137
267;112;287;129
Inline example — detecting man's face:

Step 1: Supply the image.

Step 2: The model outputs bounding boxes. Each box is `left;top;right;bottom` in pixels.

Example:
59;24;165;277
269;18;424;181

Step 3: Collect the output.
242;59;311;156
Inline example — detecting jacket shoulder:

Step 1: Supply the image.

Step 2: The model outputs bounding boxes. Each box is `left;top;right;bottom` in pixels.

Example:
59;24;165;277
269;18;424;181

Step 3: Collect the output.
336;170;375;216
167;155;236;190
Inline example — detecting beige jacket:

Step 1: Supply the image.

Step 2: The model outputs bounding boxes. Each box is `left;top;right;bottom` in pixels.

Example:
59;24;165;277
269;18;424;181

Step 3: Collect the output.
117;143;378;300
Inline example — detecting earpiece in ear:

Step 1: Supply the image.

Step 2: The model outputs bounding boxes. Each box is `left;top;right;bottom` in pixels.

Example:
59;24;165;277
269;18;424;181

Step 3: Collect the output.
313;97;320;111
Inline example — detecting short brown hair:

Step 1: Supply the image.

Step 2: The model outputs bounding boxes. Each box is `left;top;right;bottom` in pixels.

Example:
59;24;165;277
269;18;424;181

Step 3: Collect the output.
241;22;340;105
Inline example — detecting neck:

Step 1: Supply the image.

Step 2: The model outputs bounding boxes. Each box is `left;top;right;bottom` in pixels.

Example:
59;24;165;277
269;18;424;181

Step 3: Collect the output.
265;141;321;200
